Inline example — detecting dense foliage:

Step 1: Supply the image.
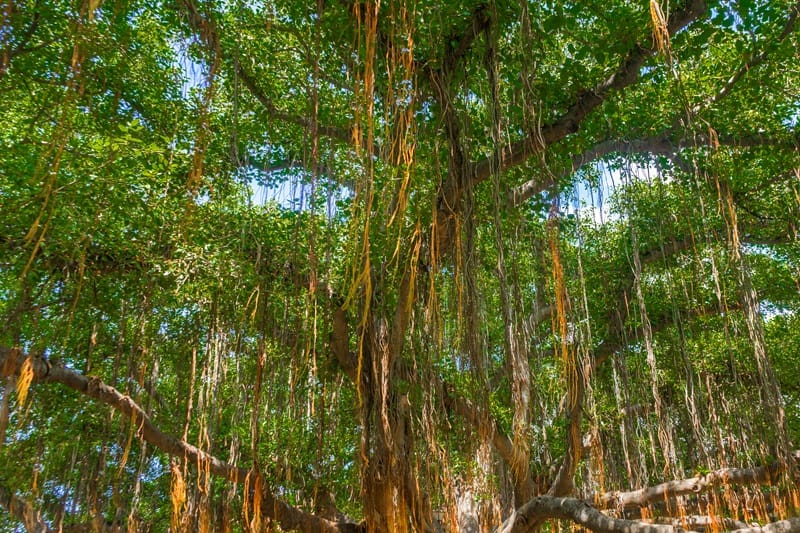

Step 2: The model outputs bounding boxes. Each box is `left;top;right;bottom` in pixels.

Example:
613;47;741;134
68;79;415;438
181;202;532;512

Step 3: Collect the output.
1;0;799;531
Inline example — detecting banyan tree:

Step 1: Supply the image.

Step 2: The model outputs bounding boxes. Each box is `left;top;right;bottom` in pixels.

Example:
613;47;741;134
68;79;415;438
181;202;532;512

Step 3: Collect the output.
1;0;799;531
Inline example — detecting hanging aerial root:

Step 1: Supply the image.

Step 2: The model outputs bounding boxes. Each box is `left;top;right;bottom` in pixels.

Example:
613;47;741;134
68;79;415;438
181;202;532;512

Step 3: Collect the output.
179;0;221;197
15;356;33;406
117;410;138;477
717;176;792;464
170;460;187;532
649;0;671;61
244;470;264;533
548;216;581;487
547;218;573;390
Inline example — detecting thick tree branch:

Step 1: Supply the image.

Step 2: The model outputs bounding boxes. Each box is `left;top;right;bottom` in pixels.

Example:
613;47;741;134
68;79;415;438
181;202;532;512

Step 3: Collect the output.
499;496;675;533
177;0;220;55
508;128;797;207
730;518;800;533
471;0;707;189
641;516;750;530
441;382;512;466
473;46;648;183
438;5;491;76
508;137;675;206
501;1;800;208
421;5;493;254
0;346;363;533
422;0;708;256
499;495;800;533
592;452;800;510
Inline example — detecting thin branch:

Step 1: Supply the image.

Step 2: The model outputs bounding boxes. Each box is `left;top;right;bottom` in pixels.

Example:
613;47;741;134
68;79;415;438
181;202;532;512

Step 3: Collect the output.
691;1;800;116
234;60;356;146
0;2;41;80
257;18;353;93
177;0;363;153
0;346;363;533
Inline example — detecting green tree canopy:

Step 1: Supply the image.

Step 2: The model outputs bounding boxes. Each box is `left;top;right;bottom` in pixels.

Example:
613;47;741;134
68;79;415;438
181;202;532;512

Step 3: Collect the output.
1;0;799;531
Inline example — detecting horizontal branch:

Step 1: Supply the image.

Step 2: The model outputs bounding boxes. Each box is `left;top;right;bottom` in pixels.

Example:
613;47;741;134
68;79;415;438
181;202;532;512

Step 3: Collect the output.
234;60;357;146
730;518;800;533
0;346;361;533
640;516;750;531
499;496;674;533
591;452;800;510
508;129;797;207
499;495;800;533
